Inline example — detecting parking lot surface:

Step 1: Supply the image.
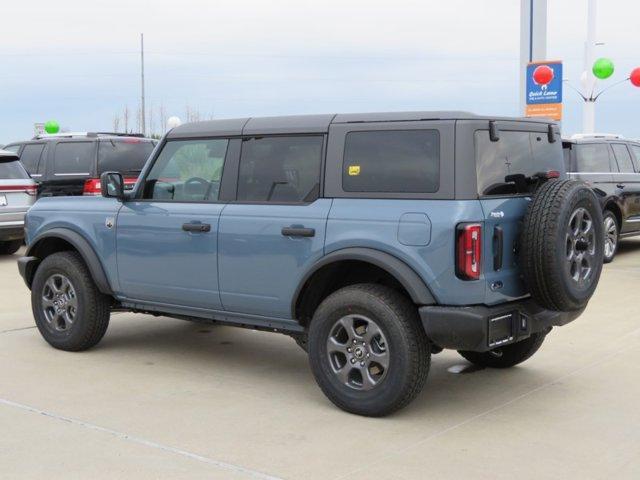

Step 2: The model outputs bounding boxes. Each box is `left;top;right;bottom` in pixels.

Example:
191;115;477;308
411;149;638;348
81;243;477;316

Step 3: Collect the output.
1;242;639;480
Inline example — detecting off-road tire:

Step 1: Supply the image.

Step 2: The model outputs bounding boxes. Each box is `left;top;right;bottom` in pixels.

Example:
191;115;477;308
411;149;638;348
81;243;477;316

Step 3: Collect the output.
31;251;110;351
458;332;547;369
602;210;619;264
0;240;22;255
308;284;430;417
520;179;604;312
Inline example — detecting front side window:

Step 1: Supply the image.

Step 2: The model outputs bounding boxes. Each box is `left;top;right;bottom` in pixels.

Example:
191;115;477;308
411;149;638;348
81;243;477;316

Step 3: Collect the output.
237;136;323;203
575;143;612;173
611;144;635;173
142;139;228;202
54;142;94;175
342;130;439;193
475;131;563;196
20;144;45;174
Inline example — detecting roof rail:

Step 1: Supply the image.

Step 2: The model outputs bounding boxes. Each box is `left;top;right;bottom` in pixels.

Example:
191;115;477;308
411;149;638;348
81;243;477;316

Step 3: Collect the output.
570;133;625;140
32;131;147;140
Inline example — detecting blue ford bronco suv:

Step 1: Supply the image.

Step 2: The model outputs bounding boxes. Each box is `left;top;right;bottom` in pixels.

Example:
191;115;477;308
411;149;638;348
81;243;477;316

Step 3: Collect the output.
18;112;604;416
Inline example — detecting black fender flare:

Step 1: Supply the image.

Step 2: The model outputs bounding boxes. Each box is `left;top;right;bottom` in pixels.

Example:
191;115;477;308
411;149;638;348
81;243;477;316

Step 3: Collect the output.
292;247;437;317
25;228;113;295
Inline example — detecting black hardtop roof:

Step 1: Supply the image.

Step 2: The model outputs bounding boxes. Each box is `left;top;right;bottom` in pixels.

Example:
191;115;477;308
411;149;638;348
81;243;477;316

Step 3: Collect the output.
167;111;555;138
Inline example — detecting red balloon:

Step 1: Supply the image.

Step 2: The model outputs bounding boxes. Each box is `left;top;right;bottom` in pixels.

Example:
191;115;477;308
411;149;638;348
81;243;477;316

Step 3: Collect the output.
630;67;640;87
533;65;554;86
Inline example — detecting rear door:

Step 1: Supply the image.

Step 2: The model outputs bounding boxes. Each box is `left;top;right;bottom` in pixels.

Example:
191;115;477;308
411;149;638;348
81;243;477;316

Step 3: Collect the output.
218;134;329;319
610;142;640;232
472;123;564;305
42;141;95;196
18;143;47;180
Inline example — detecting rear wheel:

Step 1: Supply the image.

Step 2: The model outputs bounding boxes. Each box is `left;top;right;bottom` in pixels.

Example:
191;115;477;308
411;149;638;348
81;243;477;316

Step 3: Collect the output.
458;332;547;369
308;284;429;417
0;240;22;255
603;211;619;263
31;251;111;351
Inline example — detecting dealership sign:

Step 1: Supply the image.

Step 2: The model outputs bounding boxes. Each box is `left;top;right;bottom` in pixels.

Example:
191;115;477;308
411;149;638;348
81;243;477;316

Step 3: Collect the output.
525;61;563;121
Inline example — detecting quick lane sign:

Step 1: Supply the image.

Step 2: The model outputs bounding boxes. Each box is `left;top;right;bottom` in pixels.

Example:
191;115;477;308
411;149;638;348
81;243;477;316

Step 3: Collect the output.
525;60;563;121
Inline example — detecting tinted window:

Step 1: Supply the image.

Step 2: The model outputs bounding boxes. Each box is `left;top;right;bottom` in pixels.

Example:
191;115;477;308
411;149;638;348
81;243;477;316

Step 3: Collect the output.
475;131;563;196
630;145;640;166
143;139;228;202
54;142;94;175
97;139;155;175
3;145;20;154
611;144;635;173
0;160;29;179
20;144;45;174
342;130;439;193
237;136;323;202
575;144;612;172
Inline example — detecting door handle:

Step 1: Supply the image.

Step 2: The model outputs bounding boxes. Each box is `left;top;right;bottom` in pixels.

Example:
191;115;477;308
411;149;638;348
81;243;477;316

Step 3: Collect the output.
281;226;315;237
182;222;211;233
616;184;625;189
493;226;504;271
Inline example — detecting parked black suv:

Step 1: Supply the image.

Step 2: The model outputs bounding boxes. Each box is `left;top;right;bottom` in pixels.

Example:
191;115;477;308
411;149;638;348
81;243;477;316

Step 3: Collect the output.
563;134;640;262
4;133;157;197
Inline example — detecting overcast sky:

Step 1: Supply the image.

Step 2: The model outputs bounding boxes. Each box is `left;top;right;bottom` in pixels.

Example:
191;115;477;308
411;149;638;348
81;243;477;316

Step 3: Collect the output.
1;0;639;144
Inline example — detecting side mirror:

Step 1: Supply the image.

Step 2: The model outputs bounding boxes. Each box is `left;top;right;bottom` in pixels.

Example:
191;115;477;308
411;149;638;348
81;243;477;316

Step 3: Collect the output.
100;171;125;200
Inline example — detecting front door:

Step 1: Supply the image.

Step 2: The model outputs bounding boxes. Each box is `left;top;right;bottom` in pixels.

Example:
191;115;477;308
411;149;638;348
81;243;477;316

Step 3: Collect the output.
116;137;231;310
218;135;330;319
611;143;640;233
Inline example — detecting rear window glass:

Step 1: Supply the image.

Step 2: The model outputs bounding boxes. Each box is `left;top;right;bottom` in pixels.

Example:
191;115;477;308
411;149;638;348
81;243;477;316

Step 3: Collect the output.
19;144;45;174
98;139;155;175
54;142;94;175
475;130;563;196
575;144;611;172
611;144;635;173
342;130;440;193
0;160;29;179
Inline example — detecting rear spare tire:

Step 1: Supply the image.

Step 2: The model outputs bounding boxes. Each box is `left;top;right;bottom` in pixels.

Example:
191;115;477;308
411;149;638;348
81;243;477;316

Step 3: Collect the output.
520;179;603;312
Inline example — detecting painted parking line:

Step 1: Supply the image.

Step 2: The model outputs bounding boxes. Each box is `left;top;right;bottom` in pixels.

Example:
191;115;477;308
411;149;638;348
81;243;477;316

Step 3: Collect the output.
0;397;283;480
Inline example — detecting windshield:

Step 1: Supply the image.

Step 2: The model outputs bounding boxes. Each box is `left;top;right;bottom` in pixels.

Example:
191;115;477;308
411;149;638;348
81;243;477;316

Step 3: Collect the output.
97;139;155;175
475;130;564;196
0;160;30;179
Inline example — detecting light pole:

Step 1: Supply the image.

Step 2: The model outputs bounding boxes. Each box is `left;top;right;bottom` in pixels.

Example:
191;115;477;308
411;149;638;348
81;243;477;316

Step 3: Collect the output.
520;0;548;115
582;0;597;133
140;33;146;136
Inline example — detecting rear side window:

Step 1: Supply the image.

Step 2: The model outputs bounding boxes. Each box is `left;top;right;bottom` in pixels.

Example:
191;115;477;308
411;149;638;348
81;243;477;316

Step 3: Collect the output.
0;160;29;179
575;144;612;172
342;130;439;193
3;145;21;154
611;144;635;173
19;144;45;174
98;139;155;175
475;131;563;196
54;142;94;175
630;145;640;165
237;136;323;203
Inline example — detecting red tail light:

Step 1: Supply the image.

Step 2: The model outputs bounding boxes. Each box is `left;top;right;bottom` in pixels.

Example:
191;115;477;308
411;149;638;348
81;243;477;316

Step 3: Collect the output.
83;178;102;196
0;184;38;196
456;223;482;280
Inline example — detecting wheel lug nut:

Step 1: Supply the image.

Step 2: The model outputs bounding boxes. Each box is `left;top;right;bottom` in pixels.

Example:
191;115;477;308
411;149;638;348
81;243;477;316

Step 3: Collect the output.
350;358;355;364
362;342;366;346
366;353;370;358
353;339;357;344
347;348;351;352
360;362;365;366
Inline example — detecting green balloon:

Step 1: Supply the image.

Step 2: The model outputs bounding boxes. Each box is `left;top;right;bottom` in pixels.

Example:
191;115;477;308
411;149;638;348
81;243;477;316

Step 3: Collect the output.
593;58;615;79
44;120;60;134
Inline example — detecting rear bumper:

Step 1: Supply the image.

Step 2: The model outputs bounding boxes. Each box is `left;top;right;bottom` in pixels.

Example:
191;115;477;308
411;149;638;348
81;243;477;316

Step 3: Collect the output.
0;222;24;241
419;299;584;352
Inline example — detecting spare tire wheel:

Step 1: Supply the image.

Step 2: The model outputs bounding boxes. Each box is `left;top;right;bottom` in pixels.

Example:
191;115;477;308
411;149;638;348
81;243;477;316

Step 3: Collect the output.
520;179;603;312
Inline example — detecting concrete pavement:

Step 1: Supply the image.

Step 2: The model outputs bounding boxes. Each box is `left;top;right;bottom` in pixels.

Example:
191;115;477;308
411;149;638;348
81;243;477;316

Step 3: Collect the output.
1;242;639;479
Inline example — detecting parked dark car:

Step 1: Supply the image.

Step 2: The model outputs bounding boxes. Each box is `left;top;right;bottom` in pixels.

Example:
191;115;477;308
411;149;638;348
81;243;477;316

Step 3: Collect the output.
563;134;640;262
4;133;157;197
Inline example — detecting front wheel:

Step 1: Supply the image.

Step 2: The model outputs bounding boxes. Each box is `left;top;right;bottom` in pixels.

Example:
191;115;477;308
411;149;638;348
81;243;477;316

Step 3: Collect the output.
308;284;430;417
31;251;111;351
603;211;619;263
458;332;547;369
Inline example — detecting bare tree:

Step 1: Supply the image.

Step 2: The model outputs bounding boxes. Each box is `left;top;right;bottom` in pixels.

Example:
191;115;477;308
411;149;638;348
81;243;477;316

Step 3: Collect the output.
159;103;167;134
135;106;141;133
123;106;130;133
112;115;121;133
147;104;155;137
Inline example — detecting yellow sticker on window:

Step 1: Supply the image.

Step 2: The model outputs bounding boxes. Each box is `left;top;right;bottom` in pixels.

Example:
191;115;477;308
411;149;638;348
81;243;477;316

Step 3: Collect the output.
348;165;361;176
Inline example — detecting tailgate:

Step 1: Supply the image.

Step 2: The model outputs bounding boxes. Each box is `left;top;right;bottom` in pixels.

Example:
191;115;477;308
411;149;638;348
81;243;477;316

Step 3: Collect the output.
480;196;530;305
